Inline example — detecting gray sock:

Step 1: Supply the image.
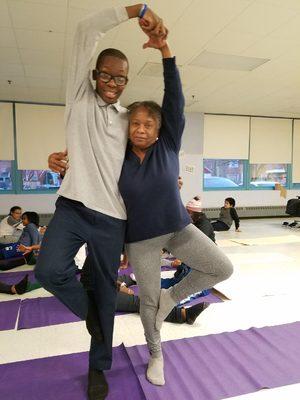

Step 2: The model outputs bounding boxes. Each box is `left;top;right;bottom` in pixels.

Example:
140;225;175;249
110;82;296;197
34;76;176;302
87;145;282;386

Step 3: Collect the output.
146;353;165;386
155;288;177;330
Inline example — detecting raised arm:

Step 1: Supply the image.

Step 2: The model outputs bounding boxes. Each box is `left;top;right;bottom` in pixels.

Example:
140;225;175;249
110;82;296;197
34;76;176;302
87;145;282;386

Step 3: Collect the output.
142;35;184;151
67;5;167;107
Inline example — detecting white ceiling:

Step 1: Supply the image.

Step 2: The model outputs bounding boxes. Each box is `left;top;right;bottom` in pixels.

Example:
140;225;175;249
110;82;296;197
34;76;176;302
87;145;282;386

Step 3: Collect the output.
1;0;300;117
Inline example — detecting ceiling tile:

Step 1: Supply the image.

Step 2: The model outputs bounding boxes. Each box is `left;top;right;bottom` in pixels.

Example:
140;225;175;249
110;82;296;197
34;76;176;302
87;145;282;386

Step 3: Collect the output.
27;77;62;90
19;48;63;67
205;29;261;55
0;47;21;64
0;27;17;47
0;63;24;77
8;0;67;32
0;0;11;28
24;65;62;80
226;2;297;36
15;29;65;51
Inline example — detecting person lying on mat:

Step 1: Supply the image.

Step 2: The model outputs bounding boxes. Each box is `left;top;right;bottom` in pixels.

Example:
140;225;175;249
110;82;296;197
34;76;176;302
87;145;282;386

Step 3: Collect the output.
0;212;42;266
115;271;209;325
117;40;233;386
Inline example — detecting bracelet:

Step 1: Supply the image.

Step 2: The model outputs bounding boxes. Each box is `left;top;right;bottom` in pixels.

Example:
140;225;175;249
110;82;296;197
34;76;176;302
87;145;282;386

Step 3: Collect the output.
139;4;147;19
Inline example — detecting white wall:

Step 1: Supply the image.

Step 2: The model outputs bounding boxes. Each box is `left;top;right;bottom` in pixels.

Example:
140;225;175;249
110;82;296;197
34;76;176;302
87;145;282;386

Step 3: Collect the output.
1;112;298;214
0;193;58;215
180;112;299;208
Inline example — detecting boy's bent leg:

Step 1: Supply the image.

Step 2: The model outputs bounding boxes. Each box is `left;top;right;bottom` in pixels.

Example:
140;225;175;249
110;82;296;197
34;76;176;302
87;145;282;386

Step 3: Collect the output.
87;212;126;371
35;197;89;319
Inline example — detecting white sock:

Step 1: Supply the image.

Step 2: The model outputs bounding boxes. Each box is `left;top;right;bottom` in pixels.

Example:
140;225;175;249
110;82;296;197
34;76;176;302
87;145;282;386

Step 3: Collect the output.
146;354;165;386
155;288;177;330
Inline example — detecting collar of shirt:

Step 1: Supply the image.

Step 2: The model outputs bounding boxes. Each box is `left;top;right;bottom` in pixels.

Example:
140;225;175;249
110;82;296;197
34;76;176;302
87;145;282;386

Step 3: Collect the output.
95;92;123;113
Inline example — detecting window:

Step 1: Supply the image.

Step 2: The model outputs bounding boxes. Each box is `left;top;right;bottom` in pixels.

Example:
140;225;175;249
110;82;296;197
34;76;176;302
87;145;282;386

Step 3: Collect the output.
0;160;13;191
21;170;61;191
204;159;244;189
250;163;288;188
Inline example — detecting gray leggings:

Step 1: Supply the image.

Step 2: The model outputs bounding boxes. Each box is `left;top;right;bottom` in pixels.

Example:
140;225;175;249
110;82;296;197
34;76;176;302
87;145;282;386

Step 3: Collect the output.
126;223;233;354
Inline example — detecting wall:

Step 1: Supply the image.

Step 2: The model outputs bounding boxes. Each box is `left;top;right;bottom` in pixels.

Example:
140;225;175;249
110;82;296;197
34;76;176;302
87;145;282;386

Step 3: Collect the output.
0;193;58;215
1;112;298;214
179;112;299;208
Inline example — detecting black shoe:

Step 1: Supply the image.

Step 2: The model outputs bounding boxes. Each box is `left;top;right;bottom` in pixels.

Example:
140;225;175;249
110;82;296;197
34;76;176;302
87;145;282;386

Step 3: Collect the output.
88;368;108;400
86;291;104;342
15;274;29;295
186;302;210;325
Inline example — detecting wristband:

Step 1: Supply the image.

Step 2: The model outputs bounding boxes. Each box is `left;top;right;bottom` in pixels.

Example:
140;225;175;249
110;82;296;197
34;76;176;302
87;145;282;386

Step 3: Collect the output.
139;4;147;19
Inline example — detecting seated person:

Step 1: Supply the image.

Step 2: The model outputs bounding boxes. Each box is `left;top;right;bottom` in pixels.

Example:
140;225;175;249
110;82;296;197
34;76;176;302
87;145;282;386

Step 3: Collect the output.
0;206;23;247
186;196;215;242
211;197;241;232
0;212;42;265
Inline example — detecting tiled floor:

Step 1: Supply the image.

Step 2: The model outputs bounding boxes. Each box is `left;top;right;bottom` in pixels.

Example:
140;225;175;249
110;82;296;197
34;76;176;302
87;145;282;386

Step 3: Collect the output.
1;217;300;399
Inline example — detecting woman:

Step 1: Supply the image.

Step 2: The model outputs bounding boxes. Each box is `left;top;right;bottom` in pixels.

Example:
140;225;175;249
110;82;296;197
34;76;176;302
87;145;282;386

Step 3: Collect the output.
0;206;23;246
118;38;233;386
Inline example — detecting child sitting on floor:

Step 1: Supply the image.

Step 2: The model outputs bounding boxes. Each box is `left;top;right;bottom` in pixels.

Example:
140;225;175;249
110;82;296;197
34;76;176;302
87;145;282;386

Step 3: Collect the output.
211;197;241;232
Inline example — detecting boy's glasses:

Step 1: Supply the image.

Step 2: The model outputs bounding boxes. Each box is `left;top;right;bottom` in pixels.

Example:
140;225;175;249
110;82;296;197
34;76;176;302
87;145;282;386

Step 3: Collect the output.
95;70;128;86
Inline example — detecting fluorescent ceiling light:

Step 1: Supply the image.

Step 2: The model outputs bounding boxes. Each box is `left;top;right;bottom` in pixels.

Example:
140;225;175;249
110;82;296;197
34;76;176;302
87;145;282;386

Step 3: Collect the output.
190;51;270;71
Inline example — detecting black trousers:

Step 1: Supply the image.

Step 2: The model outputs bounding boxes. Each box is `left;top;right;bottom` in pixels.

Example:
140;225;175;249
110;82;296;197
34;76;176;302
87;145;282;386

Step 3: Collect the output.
35;196;125;370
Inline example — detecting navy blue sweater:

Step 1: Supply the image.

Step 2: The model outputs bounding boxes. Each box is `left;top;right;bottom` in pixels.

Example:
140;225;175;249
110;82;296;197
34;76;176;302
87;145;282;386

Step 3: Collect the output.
119;57;191;243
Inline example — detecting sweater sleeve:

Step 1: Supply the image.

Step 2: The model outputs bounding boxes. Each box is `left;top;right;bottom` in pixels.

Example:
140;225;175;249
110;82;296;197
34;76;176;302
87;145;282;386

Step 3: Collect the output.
160;57;185;152
65;7;128;114
230;208;240;230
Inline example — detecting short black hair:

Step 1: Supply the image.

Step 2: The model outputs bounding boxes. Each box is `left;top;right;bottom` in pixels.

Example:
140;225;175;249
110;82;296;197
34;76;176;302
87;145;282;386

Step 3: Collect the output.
96;48;128;70
22;211;40;227
9;206;21;215
225;197;236;207
128;101;162;129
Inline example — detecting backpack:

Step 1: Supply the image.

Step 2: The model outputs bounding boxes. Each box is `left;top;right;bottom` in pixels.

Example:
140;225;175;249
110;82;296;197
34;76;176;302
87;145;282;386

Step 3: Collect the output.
286;197;300;217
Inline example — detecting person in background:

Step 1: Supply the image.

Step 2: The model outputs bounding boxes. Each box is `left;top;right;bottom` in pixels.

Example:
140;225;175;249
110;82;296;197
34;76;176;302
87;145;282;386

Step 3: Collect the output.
0;211;42;264
0;206;23;246
0;274;28;295
186;196;215;242
211;197;241;232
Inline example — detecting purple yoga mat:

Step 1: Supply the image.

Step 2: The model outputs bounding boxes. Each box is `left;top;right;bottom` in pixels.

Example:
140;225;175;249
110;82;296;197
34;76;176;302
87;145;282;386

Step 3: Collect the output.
17;296;81;330
126;321;300;400
0;344;145;400
0;299;20;330
0;270;36;285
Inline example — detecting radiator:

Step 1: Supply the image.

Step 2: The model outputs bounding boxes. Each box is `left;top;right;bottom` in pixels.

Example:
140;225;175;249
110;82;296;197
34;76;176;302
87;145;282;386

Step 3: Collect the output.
0;206;289;226
203;205;287;219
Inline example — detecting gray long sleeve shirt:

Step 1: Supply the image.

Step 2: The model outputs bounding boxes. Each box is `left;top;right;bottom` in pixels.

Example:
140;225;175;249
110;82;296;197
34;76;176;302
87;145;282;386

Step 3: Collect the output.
58;7;129;220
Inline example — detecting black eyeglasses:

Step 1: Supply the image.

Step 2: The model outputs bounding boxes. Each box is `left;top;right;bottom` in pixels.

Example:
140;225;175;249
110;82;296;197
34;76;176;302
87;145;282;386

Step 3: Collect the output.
95;70;128;86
